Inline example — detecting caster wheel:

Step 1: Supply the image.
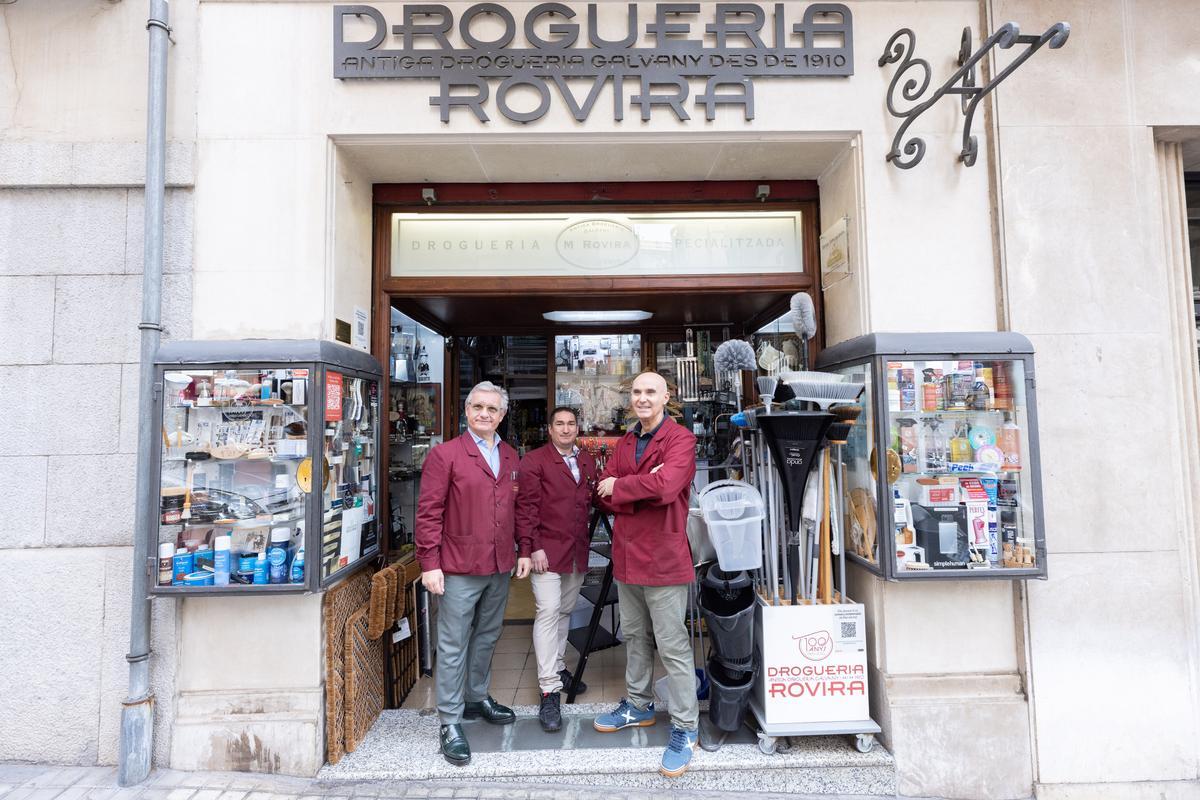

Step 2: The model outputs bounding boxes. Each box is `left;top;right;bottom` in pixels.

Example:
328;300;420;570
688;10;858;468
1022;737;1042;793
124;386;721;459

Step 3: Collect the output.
757;735;777;755
854;733;875;753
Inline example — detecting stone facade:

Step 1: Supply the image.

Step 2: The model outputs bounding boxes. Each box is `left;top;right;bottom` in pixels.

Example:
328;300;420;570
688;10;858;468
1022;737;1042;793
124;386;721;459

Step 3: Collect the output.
0;1;1197;798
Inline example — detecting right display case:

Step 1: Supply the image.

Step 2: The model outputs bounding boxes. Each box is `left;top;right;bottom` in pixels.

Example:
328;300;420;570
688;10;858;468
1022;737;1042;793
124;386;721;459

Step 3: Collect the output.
816;333;1047;581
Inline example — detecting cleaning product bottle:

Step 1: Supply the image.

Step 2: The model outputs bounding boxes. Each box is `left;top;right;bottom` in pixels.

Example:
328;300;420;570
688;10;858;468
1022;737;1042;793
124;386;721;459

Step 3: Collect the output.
267;526;291;584
950;420;973;463
252;551;268;585
291;525;306;584
998;413;1022;469
213;534;231;586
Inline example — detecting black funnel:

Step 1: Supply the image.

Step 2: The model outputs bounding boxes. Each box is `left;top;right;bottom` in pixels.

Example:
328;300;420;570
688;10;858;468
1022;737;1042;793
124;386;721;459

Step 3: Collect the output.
757;411;834;532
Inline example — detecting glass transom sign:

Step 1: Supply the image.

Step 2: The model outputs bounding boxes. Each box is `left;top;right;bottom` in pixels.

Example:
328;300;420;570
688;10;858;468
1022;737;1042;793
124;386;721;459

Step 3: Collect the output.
390;211;803;276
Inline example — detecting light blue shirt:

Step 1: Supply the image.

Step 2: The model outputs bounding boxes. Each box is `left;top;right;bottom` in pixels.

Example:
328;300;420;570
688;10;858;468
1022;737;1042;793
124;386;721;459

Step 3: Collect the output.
470;430;501;477
556;445;581;484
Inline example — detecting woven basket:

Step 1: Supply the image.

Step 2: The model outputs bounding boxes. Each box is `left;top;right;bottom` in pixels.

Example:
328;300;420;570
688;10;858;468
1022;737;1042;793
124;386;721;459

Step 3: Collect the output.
344;603;386;754
322;569;373;765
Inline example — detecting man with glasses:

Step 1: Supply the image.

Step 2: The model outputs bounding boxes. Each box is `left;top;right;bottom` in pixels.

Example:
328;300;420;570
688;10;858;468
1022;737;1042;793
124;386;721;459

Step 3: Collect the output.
592;371;699;777
416;381;531;766
515;406;599;732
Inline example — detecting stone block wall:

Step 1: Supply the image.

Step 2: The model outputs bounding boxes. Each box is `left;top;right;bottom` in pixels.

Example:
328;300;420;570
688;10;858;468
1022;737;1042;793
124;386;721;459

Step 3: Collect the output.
0;186;193;766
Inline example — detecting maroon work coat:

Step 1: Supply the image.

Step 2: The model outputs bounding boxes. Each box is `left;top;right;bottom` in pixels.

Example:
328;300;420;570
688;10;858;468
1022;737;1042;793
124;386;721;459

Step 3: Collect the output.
415;432;520;576
598;416;697;586
515;443;598;574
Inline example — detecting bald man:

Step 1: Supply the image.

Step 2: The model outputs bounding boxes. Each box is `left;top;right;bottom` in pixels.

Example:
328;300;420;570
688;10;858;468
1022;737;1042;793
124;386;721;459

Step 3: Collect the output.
593;371;700;778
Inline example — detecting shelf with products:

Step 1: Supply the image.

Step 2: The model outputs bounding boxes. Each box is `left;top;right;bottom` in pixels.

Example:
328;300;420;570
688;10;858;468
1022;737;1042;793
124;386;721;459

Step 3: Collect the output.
816;333;1046;581
151;341;383;595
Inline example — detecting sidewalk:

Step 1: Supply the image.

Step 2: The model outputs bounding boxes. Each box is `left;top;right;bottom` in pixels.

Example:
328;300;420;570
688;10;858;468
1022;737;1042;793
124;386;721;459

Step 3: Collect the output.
0;764;908;800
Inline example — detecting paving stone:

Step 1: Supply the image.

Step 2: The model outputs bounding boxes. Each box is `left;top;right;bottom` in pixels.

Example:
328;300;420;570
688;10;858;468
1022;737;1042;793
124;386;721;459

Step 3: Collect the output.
84;789;119;800
505;718;566;752
453;721;508;754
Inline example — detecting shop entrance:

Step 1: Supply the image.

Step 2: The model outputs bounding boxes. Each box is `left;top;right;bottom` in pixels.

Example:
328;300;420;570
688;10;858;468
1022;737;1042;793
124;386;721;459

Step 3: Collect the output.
370;182;822;716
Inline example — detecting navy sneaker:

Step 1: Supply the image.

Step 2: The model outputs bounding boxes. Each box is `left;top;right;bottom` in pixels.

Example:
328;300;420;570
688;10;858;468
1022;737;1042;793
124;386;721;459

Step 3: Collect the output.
592;698;655;732
659;725;698;777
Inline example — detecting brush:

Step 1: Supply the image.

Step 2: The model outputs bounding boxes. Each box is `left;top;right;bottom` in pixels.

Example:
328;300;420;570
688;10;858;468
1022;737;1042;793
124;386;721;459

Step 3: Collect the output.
780;369;848;384
784;379;865;410
756;375;778;412
826;403;863;444
714;339;758;372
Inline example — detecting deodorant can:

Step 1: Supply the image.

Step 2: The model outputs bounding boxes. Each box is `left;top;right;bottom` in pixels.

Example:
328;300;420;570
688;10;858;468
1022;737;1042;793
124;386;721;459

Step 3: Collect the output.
158;542;174;586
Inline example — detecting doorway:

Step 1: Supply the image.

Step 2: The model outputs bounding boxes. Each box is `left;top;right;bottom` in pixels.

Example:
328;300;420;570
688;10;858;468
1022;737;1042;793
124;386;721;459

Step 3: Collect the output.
372;182;822;710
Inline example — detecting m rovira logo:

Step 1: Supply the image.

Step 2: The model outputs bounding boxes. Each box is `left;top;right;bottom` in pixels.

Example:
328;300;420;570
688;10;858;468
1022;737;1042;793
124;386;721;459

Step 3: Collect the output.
794;629;834;661
555;219;640;270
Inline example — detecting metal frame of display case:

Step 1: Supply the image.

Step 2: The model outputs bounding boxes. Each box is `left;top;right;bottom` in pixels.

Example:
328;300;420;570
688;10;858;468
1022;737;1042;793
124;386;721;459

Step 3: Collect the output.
149;340;383;595
816;332;1048;581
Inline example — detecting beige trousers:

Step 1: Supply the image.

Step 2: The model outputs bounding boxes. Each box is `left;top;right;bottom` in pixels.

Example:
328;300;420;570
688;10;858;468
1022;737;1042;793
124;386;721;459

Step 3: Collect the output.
617;580;699;730
529;569;587;693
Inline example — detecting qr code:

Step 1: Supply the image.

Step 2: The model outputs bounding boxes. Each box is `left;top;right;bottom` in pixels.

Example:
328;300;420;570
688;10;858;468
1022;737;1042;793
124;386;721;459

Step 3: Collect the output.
840;621;857;638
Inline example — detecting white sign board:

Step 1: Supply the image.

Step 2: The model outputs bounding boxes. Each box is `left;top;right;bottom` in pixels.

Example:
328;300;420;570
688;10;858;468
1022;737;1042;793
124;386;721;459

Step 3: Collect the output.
756;601;869;725
391;212;803;277
819;215;850;286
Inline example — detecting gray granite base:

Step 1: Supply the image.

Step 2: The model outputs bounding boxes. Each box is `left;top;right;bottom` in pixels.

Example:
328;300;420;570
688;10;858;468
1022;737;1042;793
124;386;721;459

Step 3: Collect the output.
320;705;896;795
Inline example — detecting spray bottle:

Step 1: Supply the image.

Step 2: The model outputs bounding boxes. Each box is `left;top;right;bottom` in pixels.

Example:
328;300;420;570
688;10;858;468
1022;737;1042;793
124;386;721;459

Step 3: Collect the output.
290;523;306;584
214;534;231;586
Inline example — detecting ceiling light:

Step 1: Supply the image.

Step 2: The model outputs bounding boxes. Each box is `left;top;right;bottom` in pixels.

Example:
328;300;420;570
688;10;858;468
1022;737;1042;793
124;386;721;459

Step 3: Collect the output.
542;310;653;323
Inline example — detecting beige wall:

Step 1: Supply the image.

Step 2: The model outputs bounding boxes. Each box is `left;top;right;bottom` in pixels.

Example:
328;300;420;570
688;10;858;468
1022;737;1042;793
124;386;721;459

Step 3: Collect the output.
990;0;1200;796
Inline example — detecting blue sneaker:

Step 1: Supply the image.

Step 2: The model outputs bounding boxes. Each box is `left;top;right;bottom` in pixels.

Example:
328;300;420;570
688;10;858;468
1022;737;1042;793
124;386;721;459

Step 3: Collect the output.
659;725;698;777
593;698;656;732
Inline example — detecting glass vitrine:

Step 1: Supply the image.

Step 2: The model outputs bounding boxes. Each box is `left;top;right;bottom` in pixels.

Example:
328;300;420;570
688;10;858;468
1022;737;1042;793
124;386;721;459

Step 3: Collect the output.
816;333;1047;580
151;340;383;594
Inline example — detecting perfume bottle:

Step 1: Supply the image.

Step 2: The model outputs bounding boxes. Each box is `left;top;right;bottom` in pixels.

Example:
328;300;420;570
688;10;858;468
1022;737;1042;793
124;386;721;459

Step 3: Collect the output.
416;343;430;383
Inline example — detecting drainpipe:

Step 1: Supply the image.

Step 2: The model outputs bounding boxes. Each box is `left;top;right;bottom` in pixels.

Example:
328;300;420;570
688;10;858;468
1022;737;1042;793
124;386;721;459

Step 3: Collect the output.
119;0;170;786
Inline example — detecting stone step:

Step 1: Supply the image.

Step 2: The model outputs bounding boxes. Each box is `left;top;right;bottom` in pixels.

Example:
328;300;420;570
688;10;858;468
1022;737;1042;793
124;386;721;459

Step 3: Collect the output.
320;704;896;795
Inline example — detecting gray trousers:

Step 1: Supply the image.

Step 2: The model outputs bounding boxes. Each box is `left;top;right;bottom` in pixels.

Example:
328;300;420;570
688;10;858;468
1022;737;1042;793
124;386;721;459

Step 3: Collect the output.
617;581;699;731
435;572;511;724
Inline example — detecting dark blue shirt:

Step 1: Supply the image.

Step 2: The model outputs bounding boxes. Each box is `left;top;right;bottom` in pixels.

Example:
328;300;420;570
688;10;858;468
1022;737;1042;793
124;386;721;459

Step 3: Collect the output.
633;416;667;464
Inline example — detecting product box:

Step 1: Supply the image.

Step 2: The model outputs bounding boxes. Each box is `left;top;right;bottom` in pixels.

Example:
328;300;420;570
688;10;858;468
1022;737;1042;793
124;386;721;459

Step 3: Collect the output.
912;504;969;569
754;599;869;725
916;478;958;506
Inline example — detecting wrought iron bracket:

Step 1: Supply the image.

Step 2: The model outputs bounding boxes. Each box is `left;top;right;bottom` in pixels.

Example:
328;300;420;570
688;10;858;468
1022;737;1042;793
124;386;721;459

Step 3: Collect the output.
878;21;1069;169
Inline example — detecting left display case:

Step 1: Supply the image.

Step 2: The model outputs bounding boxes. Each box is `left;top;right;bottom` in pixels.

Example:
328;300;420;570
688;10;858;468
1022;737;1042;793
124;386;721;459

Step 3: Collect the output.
151;340;383;595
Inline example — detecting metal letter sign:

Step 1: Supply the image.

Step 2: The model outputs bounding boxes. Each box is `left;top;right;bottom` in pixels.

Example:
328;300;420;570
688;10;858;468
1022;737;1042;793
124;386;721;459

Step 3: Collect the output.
333;3;854;123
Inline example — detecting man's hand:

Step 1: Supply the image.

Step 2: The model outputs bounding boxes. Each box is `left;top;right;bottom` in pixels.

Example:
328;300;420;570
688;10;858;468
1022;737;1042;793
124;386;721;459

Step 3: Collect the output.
421;568;445;596
650;463;664;474
515;557;532;579
597;476;617;498
531;549;549;574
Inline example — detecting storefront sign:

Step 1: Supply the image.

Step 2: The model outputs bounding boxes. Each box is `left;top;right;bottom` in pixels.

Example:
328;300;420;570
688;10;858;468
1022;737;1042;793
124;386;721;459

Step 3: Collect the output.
757;602;869;725
391;211;803;276
334;3;853;122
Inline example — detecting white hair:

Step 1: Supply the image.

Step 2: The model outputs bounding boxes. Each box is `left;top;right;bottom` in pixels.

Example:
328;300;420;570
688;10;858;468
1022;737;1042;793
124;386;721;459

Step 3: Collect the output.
466;380;509;413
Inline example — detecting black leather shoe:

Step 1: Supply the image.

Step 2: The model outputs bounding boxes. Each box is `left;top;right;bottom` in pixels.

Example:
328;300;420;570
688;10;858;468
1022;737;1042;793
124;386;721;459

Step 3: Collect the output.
439;723;471;766
560;669;587;695
463;695;515;725
539;691;562;732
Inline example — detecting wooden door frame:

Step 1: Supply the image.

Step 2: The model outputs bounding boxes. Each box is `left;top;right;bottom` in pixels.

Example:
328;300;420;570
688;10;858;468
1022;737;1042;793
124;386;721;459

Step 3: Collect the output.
371;181;824;558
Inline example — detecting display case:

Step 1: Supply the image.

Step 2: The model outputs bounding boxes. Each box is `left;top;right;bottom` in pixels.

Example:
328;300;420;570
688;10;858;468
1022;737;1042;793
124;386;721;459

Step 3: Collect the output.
815;333;1047;580
388;311;443;555
151;340;383;594
553;333;641;435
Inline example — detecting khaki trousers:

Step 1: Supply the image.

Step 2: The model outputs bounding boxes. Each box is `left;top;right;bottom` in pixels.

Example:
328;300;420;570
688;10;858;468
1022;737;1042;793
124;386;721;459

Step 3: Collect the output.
529;569;587;693
616;581;699;730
